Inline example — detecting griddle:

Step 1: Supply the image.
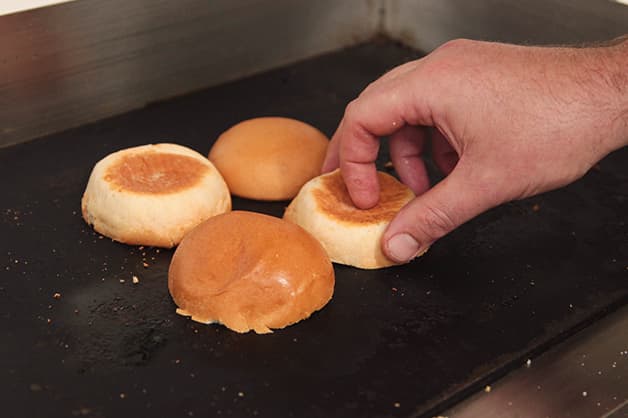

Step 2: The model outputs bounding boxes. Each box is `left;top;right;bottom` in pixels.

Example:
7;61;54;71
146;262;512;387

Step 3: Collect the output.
1;41;626;418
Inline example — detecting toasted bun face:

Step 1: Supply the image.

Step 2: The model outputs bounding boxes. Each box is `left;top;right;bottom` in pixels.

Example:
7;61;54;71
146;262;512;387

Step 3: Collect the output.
284;169;416;269
168;211;335;334
81;143;231;247
208;117;329;201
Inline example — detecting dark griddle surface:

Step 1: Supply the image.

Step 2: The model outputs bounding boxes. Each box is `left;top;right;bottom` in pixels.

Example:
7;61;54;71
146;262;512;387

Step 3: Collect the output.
1;41;626;418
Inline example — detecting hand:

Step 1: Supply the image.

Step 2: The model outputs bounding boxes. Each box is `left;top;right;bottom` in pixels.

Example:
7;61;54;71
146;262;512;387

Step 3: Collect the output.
322;38;628;263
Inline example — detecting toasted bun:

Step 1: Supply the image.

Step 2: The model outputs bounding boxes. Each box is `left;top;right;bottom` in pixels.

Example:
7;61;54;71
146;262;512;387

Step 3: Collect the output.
208;117;329;200
168;211;335;334
81;143;231;247
284;169;417;269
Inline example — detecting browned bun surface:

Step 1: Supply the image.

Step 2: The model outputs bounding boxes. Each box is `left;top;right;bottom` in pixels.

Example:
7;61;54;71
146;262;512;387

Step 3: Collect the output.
284;169;416;269
168;211;335;334
208;117;329;200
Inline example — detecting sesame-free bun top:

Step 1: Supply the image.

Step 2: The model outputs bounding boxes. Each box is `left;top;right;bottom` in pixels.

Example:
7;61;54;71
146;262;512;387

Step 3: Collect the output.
81;143;231;248
168;211;335;334
284;169;416;269
208;117;329;201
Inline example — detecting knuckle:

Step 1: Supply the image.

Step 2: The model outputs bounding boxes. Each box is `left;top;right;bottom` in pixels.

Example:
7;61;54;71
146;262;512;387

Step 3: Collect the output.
343;99;360;120
415;205;456;241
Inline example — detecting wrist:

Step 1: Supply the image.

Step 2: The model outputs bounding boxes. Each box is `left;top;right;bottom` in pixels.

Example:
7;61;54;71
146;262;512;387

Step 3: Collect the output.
600;37;628;152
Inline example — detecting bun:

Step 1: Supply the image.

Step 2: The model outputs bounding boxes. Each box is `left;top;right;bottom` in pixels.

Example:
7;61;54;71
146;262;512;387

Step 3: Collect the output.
81;143;231;247
284;169;416;269
208;117;328;200
168;211;335;334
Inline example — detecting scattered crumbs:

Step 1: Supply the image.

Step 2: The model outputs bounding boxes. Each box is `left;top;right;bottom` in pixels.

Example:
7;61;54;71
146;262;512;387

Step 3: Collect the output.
132;275;139;284
119;279;125;284
484;385;492;393
238;392;245;398
532;204;540;212
53;292;61;299
119;393;126;399
526;359;532;368
612;362;617;368
29;383;42;392
582;391;588;397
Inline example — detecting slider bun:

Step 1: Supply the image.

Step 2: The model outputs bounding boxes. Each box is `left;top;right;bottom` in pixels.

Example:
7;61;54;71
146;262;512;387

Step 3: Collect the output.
208;117;329;200
168;211;335;334
81;143;231;248
284;169;416;269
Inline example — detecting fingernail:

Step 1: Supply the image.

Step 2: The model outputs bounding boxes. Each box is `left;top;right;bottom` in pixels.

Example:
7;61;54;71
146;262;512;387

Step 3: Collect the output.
387;233;421;263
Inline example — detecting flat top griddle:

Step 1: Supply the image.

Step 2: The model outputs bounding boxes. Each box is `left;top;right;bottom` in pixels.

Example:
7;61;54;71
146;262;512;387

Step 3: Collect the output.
1;41;626;418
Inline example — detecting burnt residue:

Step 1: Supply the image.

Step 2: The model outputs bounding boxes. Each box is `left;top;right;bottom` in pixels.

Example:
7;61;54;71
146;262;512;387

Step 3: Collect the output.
0;41;626;418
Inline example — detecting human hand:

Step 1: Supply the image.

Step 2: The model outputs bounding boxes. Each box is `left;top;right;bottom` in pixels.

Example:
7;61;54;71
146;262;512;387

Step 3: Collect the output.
322;38;628;263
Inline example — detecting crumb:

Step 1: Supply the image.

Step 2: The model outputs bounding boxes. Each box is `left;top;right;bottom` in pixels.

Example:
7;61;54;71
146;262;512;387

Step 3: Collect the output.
119;393;126;399
532;204;540;212
74;309;79;315
393;402;400;408
156;249;160;253
138;246;144;251
29;383;42;392
582;391;587;397
142;262;149;268
119;279;125;284
238;392;244;398
384;161;394;168
526;359;532;367
53;292;61;299
175;359;181;364
484;385;491;393
132;275;139;284
46;318;52;324
392;287;398;292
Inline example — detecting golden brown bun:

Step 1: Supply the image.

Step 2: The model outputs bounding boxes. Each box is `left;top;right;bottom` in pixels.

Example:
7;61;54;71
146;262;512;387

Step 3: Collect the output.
168;211;335;334
284;169;417;269
208;117;329;201
81;143;231;247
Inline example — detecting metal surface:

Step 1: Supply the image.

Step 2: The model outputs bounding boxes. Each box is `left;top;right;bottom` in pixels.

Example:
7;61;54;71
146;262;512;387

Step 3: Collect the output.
384;0;628;52
443;305;628;418
0;0;380;148
0;41;626;418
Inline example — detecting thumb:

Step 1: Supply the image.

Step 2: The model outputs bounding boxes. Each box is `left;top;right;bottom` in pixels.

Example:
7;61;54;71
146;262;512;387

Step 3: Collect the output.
383;164;499;263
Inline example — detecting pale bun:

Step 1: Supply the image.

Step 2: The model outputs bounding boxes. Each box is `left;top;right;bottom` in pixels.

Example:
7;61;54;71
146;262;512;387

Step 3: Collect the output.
208;117;329;201
81;143;231;248
168;211;335;334
284;169;417;269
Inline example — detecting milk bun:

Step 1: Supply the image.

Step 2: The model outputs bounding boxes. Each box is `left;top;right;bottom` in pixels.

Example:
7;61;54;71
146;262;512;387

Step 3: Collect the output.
208;117;329;201
81;143;231;247
283;169;417;269
168;211;335;334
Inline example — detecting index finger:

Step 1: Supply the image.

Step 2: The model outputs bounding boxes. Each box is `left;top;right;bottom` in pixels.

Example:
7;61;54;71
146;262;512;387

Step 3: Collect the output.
337;78;432;209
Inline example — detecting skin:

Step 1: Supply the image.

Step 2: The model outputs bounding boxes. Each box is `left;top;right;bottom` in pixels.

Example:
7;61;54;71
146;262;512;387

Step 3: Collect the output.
322;37;628;263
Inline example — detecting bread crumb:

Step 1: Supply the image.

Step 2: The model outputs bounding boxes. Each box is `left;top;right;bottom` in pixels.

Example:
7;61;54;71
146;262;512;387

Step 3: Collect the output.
132;275;139;284
142;262;149;268
53;292;61;299
384;161;394;168
119;393;126;399
532;204;540;212
119;279;125;283
484;385;492;393
526;359;532;367
238;392;244;398
393;402;400;408
582;391;587;397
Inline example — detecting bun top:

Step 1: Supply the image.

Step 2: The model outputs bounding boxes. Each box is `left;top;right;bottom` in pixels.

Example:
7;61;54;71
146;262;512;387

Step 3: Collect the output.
100;143;213;195
313;169;415;225
208;117;329;200
168;211;335;334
